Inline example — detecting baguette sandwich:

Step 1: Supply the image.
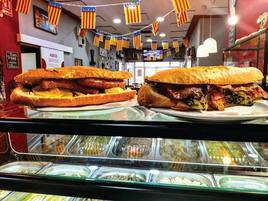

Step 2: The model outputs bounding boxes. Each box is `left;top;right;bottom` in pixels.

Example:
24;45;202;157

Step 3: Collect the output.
138;66;268;111
11;66;136;107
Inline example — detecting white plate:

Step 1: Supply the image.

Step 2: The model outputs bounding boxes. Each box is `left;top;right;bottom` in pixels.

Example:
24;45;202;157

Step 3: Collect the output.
151;100;268;122
32;97;138;112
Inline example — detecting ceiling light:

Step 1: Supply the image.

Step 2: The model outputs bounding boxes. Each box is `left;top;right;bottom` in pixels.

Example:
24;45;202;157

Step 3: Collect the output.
204;38;218;53
156;17;164;22
159;33;166;38
197;44;209;58
147;38;153;43
228;15;238;26
113;18;121;24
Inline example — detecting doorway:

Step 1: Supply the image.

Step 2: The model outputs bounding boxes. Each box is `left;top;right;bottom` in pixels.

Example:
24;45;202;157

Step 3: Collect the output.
21;44;41;72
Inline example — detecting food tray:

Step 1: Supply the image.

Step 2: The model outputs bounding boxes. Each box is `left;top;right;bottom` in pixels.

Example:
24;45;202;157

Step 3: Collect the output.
109;137;156;160
247;142;268;165
0;161;48;174
0;191;11;200
151;170;215;187
214;175;268;192
67;136;114;157
3;192;74;201
202;141;262;166
155;139;206;163
92;166;150;183
39;164;97;179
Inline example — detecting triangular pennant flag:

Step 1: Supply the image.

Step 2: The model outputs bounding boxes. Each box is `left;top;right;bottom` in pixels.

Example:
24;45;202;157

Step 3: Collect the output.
116;37;123;51
110;37;117;46
171;0;190;14
162;40;169;50
172;39;179;49
177;11;188;26
93;33;100;47
152;20;160;36
81;6;96;30
151;40;158;50
104;35;111;50
97;30;104;42
124;0;141;25
122;38;130;48
133;31;142;49
16;0;32;14
48;2;62;26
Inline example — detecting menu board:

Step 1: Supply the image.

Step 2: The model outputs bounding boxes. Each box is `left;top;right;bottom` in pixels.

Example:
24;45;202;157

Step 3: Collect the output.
6;51;19;69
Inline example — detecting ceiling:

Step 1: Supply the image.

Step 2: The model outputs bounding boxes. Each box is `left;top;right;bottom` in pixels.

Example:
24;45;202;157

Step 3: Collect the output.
58;0;229;47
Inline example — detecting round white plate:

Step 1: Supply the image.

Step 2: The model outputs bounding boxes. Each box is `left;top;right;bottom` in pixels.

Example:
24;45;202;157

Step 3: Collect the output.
151;100;268;122
32;97;138;112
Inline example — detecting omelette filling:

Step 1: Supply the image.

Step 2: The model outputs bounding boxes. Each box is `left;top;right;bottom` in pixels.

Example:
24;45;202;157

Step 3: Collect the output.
24;78;127;98
151;83;268;111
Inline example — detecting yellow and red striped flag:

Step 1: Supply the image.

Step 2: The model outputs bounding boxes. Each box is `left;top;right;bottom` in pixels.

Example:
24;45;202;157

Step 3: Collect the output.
81;6;96;30
93;33;100;47
151;40;158;50
152;20;160;36
48;2;62;26
172;39;179;49
16;0;32;14
123;38;130;48
162;40;169;50
171;0;190;14
104;35;111;50
177;11;188;26
116;37;123;51
124;0;141;25
133;31;142;49
97;31;104;42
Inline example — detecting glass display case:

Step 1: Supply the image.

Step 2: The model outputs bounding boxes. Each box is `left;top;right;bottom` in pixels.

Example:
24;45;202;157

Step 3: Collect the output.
1;102;268;201
223;28;268;88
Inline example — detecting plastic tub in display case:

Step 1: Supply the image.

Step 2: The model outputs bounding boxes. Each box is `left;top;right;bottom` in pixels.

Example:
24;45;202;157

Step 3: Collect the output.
67;136;114;157
92;167;149;183
156;139;205;163
214;175;268;192
151;170;214;187
39;164;97;179
110;137;156;160
0;161;48;174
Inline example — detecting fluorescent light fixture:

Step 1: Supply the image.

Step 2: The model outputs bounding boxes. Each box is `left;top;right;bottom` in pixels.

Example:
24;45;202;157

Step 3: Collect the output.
159;33;166;38
228;15;238;26
113;18;121;24
156;17;164;22
147;38;153;43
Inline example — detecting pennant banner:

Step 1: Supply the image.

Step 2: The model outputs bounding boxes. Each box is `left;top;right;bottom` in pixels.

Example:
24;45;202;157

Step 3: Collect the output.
124;1;141;25
48;2;62;26
116;37;123;51
162;40;169;50
104;36;111;50
110;37;117;46
172;39;179;49
93;33;100;47
123;38;130;48
81;6;96;30
171;0;190;14
177;11;188;26
151;41;158;50
133;31;142;49
97;31;104;42
16;0;32;14
152;20;160;36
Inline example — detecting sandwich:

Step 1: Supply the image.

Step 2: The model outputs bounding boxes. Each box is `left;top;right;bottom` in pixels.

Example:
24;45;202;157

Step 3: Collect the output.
11;66;136;107
138;66;268;111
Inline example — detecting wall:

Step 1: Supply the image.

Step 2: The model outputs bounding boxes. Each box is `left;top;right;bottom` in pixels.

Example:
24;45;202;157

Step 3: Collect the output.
235;0;268;39
0;0;22;100
19;0;99;66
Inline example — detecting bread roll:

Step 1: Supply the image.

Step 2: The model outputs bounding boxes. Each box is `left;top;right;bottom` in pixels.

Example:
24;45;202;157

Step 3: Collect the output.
147;66;263;85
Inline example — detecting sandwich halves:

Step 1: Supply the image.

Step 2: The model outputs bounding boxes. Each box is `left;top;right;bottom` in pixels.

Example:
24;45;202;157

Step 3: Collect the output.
11;66;136;107
138;66;268;111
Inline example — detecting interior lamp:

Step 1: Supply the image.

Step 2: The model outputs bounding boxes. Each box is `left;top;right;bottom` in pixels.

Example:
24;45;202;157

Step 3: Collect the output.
197;44;209;58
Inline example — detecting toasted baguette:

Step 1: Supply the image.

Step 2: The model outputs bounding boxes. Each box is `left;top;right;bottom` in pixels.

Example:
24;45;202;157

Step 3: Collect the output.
147;66;263;85
15;66;132;84
11;87;136;107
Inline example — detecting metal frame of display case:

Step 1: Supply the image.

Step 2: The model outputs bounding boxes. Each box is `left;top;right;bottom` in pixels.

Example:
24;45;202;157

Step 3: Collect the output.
1;117;268;200
223;28;268;89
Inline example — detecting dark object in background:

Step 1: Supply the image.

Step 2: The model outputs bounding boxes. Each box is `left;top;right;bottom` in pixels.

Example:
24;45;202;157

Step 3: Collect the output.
89;49;96;66
174;43;186;61
191;46;196;60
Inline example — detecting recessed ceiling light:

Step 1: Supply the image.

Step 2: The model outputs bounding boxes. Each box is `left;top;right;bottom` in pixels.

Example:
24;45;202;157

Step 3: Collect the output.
156;17;164;22
159;33;166;38
147;38;153;43
113;18;121;24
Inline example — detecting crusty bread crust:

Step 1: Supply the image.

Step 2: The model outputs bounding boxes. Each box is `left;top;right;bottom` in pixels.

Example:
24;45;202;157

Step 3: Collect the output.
147;66;263;85
15;66;132;84
11;87;136;107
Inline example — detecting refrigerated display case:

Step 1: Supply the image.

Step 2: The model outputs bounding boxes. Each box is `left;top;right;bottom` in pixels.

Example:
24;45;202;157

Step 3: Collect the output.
1;103;268;201
223;28;268;88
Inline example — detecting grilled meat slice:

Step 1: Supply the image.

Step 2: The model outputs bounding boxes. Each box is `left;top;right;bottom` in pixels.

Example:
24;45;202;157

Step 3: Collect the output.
78;78;125;89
